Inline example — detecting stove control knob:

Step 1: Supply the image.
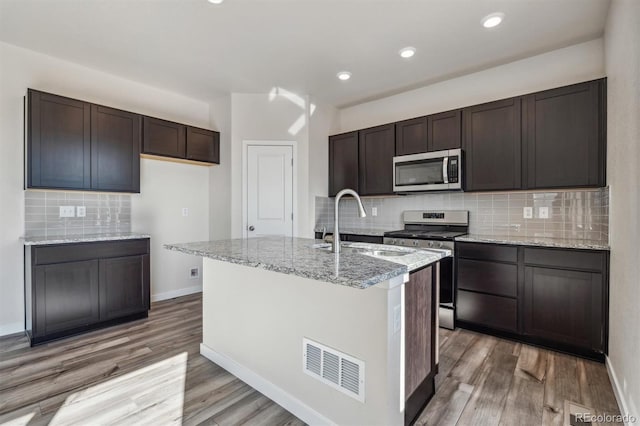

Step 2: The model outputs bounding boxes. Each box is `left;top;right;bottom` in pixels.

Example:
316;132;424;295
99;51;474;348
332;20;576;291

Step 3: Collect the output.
428;241;434;247
412;241;418;247
437;242;444;248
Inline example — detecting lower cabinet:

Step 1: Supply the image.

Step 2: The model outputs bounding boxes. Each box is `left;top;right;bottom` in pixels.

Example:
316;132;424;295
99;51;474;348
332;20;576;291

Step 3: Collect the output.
25;238;150;345
456;242;608;360
405;265;437;426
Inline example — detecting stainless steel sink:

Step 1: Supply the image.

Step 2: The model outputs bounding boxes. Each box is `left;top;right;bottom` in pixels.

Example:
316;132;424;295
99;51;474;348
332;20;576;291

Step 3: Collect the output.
363;250;410;257
312;242;414;257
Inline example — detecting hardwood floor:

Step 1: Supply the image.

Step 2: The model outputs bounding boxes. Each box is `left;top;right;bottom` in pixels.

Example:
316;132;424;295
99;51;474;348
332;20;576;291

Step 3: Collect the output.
0;294;621;425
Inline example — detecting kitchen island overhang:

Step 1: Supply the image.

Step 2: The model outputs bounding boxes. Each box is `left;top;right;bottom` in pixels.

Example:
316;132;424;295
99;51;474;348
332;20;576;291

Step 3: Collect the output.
165;237;448;425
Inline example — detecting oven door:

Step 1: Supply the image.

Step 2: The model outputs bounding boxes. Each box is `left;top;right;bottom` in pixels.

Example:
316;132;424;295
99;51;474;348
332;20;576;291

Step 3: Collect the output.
393;149;461;192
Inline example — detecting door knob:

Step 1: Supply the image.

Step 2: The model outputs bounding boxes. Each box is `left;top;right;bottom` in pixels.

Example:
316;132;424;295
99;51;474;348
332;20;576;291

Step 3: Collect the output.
248;225;255;231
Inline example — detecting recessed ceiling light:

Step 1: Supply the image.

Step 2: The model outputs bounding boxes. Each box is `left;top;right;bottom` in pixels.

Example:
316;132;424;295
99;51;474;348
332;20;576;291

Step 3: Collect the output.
337;71;352;81
482;12;505;28
207;0;224;4
399;47;416;59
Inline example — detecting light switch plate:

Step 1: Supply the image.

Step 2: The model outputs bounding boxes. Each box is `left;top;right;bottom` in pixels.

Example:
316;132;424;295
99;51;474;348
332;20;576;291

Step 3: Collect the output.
371;207;378;217
76;206;86;217
523;207;533;219
59;206;75;218
539;206;549;219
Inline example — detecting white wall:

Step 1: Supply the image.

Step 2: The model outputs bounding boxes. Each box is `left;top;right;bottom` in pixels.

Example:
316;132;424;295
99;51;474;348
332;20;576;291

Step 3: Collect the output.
604;0;640;420
0;41;212;334
231;92;336;238
339;39;605;132
209;95;232;240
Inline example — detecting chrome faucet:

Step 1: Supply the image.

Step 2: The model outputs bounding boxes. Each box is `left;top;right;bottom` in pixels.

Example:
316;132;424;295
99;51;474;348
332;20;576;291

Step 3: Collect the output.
333;189;367;253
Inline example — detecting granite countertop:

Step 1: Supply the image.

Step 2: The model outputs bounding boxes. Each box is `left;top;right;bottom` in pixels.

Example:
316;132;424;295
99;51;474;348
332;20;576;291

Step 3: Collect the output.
456;234;610;251
165;236;449;289
313;227;394;237
22;232;151;246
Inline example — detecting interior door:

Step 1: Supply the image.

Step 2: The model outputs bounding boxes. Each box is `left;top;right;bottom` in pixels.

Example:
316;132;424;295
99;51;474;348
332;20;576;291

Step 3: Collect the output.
247;145;294;237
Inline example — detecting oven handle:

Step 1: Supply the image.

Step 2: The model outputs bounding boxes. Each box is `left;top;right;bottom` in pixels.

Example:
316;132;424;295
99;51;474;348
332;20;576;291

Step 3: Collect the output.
442;157;449;184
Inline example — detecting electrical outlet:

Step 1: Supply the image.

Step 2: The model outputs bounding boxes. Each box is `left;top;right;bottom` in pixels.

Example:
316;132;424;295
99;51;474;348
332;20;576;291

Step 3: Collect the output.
189;267;199;279
371;207;378;217
182;208;189;217
539;206;549;219
523;207;533;219
393;305;401;333
59;206;75;218
76;206;86;217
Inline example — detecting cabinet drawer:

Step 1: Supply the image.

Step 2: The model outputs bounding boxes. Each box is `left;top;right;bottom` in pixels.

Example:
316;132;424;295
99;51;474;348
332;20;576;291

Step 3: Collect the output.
524;248;606;272
457;259;518;297
457;290;517;332
33;239;149;265
457;242;518;263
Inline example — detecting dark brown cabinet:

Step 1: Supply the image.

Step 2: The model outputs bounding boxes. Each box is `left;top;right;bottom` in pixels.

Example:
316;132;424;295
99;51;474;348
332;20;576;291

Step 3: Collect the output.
455;242;609;360
33;260;100;336
524;80;606;189
25;239;150;345
328;131;359;196
523;247;606;353
91;105;141;192
186;126;220;163
428;109;462;151
27;90;91;190
359;123;395;195
405;265;437;426
463;98;522;191
99;255;150;321
395;110;461;156
27;89;141;193
142;116;186;158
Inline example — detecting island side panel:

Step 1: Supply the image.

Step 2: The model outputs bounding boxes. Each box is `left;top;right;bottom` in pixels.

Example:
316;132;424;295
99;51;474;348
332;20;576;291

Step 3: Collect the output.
201;258;404;426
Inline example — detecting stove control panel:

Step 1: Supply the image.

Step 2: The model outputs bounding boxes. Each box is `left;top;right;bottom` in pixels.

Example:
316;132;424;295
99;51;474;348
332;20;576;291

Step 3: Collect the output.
383;237;455;252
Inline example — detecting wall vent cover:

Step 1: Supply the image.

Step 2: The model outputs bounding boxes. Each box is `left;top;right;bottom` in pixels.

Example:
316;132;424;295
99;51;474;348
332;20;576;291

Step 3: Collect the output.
302;338;365;402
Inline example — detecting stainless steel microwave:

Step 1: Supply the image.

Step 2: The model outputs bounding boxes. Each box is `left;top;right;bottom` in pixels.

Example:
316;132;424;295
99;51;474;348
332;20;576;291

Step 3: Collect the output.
393;148;463;192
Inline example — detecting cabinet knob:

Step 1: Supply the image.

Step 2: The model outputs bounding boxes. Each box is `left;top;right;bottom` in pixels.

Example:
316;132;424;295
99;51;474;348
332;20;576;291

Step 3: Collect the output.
248;225;255;231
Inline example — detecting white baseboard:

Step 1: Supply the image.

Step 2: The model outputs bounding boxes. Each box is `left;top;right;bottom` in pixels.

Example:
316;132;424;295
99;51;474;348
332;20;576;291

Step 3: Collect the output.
0;321;25;337
199;343;334;426
151;285;202;302
606;355;638;425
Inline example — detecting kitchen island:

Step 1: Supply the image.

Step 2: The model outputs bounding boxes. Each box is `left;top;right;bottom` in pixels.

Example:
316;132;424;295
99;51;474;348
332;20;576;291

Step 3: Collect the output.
165;237;449;425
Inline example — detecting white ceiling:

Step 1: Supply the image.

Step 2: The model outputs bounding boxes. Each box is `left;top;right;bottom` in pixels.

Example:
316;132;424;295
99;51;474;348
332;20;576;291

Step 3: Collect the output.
0;0;610;108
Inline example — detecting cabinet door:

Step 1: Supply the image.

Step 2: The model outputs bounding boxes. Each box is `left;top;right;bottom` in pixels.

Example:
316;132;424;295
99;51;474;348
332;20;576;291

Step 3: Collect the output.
463;98;522;191
523;266;604;351
142;116;186;158
328;131;359;196
524;80;605;189
428;109;461;151
91;105;141;192
405;265;435;413
358;124;395;195
34;260;99;336
99;255;150;321
186;127;220;163
395;116;428;155
28;90;91;190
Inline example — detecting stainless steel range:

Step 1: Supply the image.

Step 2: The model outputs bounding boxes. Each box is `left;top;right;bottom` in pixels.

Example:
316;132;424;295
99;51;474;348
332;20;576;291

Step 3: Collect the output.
383;210;469;330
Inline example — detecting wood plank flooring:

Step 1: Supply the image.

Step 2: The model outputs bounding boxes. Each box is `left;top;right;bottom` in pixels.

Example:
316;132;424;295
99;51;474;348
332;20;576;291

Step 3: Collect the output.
0;294;621;425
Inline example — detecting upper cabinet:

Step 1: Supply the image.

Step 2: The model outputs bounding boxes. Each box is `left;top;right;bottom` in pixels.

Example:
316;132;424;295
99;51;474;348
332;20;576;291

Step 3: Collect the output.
523;80;606;189
359;123;395;196
142;117;220;164
395;109;461;156
186;126;220;163
91;105;141;193
27;90;92;190
463;98;522;192
142;117;186;158
27;90;140;193
329;131;359;196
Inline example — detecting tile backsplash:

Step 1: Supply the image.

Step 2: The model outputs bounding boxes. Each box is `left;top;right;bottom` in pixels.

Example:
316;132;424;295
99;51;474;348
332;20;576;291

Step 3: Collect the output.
315;188;609;242
25;190;131;238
